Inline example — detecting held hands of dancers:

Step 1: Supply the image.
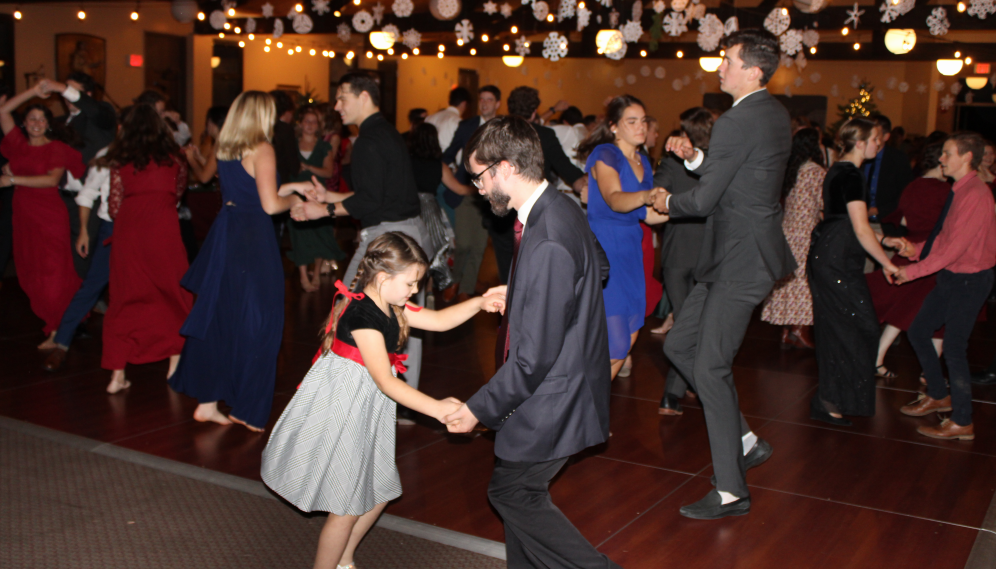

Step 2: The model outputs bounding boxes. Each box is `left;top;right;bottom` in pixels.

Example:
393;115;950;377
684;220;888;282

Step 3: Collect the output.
444;403;480;434
481;285;507;315
665;134;696;162
651;187;671;213
882;236;916;258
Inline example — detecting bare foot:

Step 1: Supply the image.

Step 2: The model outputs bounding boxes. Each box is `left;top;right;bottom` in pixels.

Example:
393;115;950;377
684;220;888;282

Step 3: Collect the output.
301;278;319;293
38;332;58;351
167;354;181;380
193;403;232;425
106;370;131;394
229;414;265;433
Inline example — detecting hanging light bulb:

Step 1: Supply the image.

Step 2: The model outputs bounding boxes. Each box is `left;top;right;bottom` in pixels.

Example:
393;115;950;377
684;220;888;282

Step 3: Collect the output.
841;27;849;36
322;50;329;56
965;56;973;65
266;38;272;45
471;48;477;55
413;47;419;55
334;10;341;16
676;50;684;58
957;1;966;11
288;48;294;54
223;22;231;29
77;9;86;20
810;46;816;54
227;7;235;16
482;34;489;42
853;42;861;50
295;45;302;52
503;44;510;51
248;33;255;40
295;3;303;12
13;9;22;19
511;25;518;33
438;52;444;58
346;51;355;59
503;55;524;67
264;46;271;52
131;11;139;20
457;38;464;46
239;41;245;47
439;44;445;51
387;48;394;55
234;26;241;34
329;51;335;57
218;32;225;38
699;57;722;71
197;11;205;20
402;53;408;59
276;41;283;48
366;51;373;58
954;50;961;58
546;14;554;21
640;50;647;57
310;48;316;55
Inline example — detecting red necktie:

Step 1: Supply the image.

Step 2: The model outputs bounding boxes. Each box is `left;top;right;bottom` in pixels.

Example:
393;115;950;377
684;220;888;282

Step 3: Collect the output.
495;218;524;369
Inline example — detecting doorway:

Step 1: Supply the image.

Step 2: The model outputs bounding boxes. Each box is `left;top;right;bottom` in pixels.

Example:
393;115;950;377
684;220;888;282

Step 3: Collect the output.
458;69;479;120
144;32;187;121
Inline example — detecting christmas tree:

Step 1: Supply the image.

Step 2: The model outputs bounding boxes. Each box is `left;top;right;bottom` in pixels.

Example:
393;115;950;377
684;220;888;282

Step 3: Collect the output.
831;82;879;134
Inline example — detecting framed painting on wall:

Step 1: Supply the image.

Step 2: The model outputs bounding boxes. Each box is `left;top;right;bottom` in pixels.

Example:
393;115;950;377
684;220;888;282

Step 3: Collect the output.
55;33;106;96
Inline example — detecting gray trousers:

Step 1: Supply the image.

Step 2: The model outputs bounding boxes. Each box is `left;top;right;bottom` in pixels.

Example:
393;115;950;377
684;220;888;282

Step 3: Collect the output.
452;198;488;295
343;217;427;390
661;265;696;398
663;279;773;498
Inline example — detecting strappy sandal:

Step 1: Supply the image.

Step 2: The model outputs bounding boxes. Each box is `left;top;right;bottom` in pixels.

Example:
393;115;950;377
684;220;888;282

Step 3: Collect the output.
875;365;897;380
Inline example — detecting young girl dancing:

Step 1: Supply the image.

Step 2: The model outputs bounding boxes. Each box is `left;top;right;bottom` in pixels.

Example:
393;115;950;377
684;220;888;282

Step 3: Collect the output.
261;231;505;569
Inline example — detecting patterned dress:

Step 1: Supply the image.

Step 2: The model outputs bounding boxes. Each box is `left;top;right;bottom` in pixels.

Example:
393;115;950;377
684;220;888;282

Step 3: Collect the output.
762;161;826;326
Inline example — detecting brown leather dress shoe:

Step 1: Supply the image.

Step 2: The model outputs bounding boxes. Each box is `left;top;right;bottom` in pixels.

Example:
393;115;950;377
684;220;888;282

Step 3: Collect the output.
900;393;952;417
917;418;974;440
43;347;68;372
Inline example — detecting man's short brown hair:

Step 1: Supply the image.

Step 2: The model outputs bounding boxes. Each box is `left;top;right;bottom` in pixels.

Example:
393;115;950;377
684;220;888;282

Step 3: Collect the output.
464;116;544;183
948;131;985;170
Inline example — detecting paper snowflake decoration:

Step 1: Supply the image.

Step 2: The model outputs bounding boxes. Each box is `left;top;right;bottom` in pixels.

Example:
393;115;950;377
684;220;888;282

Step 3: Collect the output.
794;76;804;87
641;65;651;76
780;53;794;68
293;13;314;33
352;10;374;31
261;2;274;17
393;0;414;16
671;0;688;11
454;19;474;42
209;10;227;29
795;51;807;70
696;14;723;51
780;29;803;56
515;35;531;55
898;0;916;16
898;81;909;92
672;78;683;91
879;1;901;24
577;5;592;29
933;80;945;91
916;83;927;94
483;0;498;14
655;66;666;79
627;74;637;84
614;77;624;88
886;76;898;89
851;75;860;88
632;0;643;21
653;0;666;13
621;19;643;42
542;32;568;61
845;2;864;28
687;4;706;20
402;28;421;49
951;82;963;95
724;16;738;36
764;8;790;35
337;22;352;41
926;7;949;35
287;5;299;18
609;9;620;26
273;18;284;38
382;24;400;41
437;0;460;19
967;0;995;19
500;2;514;17
558;0;576;21
245;17;257;33
533;1;550;20
810;72;821;83
683;74;691;85
830;84;840;97
694;69;704;80
605;42;627;60
784;86;793;98
372;2;385;23
221;0;236;10
599;0;613;7
662;11;687;36
802;29;819;47
940;93;954;110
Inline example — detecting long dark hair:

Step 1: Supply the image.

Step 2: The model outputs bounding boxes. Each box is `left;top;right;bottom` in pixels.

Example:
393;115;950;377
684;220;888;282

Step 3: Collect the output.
21;104;75;145
96;104;181;170
407;122;442;160
783;127;825;197
576;94;645;163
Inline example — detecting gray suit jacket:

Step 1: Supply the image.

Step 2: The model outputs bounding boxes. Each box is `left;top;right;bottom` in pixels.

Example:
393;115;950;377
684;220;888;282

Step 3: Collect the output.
655;154;706;270
466;185;612;463
669;90;795;283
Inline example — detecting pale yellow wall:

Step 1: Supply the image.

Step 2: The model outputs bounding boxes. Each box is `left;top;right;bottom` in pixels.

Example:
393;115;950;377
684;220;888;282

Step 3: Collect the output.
0;2;194;117
241;39;331;100
191;35;214;144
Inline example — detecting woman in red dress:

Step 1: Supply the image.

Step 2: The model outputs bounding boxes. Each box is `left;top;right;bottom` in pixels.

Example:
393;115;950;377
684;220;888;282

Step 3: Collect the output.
867;142;950;379
0;84;85;348
98;104;193;393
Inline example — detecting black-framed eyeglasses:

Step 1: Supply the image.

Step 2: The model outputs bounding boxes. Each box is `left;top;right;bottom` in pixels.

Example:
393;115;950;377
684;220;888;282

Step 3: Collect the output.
469;160;503;189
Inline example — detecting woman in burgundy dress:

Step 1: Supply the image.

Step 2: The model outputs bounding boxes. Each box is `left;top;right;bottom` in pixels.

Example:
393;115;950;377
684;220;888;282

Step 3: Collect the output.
867;142;950;379
98;104;193;393
0;84;85;349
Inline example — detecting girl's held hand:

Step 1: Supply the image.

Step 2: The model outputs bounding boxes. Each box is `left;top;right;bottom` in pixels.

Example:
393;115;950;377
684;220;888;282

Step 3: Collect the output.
481;285;508;315
434;397;463;423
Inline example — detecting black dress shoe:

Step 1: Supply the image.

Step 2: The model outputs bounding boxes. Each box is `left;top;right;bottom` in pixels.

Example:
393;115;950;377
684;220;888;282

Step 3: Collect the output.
711;438;773;485
658;393;683;415
679;490;750;520
971;370;996;386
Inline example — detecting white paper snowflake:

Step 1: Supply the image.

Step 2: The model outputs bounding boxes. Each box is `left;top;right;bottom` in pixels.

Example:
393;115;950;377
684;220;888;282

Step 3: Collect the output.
393;0;414;17
916;83;927;94
261;2;274;17
780;53;794;68
402;28;421;49
810;72;821;83
614;77;624;88
845;2;864;28
653;0;666;13
221;0;236;10
683;74;691;85
687;4;706;19
627;74;637;84
671;0;688;11
877;88;886;100
794;76;803;87
372;2;385;23
694;69;704;80
245;17;257;33
886;76;898;89
483;0;498;14
967;0;995;19
352;10;374;31
437;0;460;19
533;1;549;20
780;29;803;55
898;0;916;15
802;29;819;47
926;7;949;35
605;42;627;60
764;8;790;36
621;19;643;42
879;1;901;23
542;31;568;61
273;18;284;38
559;0;576;21
933;80;945;92
784;86;793;97
940;93;954;110
662;11;687;36
501;2;513;17
795;51;807;70
287;5;299;19
632;0;643;21
672;78;683;91
577;5;591;29
337;22;351;42
696;14;723;51
830;84;840;97
609;9;620;26
293;13;314;33
311;0;331;15
655;66;666;79
898;81;909;92
209;10;227;29
382;24;400;41
515;34;531;55
724;16;738;36
851;75;860;88
950;82;963;95
641;65;651;76
599;0;613;7
454;19;474;41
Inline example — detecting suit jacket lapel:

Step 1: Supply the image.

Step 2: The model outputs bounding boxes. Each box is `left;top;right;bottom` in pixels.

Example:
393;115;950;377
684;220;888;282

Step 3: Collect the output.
506;185;557;313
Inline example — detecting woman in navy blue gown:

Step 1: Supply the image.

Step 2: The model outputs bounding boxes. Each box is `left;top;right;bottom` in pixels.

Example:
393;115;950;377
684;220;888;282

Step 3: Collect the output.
577;95;668;380
169;91;313;432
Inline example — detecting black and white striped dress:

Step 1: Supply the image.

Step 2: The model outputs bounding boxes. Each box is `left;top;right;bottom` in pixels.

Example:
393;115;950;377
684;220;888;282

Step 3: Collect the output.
261;296;403;515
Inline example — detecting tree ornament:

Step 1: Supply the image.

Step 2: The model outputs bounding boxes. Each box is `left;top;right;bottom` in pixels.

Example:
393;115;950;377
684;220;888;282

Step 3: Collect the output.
609;9;620;26
926;7;949;35
542;31;569;61
599;0;613;7
372;2;385;23
764;8;790;35
209;10;227;29
655;66;666;79
245;17;257;33
810;72;822;83
436;0;460;19
352;10;374;31
454;19;474;42
632;0;643;21
672;78;683;90
393;0;414;17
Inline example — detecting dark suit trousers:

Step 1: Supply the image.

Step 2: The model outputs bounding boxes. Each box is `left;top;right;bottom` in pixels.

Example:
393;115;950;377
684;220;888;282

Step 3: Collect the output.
663;279;773;498
0;187;13;275
62;192;100;279
662;265;696;398
489;458;621;569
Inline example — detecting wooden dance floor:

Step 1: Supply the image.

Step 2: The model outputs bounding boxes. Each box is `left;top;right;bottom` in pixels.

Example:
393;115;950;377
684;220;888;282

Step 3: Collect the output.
3;252;996;568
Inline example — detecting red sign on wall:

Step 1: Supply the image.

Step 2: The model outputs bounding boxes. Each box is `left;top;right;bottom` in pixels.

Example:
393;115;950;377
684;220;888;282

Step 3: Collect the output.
129;54;144;67
976;63;990;75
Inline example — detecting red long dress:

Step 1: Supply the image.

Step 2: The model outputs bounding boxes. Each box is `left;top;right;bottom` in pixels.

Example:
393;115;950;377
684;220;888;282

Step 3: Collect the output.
0;128;84;334
101;158;193;370
641;222;663;317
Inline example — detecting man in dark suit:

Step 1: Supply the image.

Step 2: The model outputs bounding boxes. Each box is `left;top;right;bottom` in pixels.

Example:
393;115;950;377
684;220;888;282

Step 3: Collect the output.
865;114;914;223
445;116;619;569
655;29;794;519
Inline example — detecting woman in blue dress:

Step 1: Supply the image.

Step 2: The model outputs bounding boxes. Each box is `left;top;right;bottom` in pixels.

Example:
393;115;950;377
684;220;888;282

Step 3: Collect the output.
169;91;315;432
577;95;669;379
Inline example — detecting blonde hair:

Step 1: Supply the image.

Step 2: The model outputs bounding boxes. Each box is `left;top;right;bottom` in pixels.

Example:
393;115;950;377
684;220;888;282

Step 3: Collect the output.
216;91;276;161
321;232;429;354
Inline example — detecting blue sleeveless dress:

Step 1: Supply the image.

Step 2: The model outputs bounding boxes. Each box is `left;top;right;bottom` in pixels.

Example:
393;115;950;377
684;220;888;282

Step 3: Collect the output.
585;143;650;360
168;159;285;429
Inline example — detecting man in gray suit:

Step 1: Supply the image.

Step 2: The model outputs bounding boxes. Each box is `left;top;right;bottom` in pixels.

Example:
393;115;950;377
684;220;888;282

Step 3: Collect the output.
654;29;794;520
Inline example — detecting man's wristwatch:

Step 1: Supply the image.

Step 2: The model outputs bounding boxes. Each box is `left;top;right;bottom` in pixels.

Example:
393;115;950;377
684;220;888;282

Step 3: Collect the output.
326;203;336;218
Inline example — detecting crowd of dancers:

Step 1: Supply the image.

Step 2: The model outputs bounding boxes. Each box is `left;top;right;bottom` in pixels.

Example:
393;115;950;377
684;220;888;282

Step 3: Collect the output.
3;27;996;569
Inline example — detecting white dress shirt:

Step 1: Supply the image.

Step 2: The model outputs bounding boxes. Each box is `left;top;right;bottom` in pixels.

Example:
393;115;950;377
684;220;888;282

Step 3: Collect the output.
425;106;462;152
517;180;549;229
74;147;112;222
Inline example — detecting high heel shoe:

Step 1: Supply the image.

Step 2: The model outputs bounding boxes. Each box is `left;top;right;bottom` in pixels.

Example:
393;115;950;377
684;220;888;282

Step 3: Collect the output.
809;395;852;426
